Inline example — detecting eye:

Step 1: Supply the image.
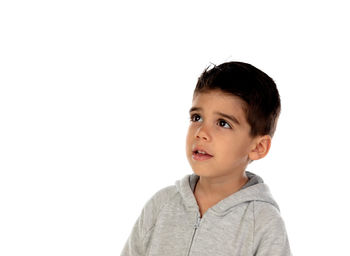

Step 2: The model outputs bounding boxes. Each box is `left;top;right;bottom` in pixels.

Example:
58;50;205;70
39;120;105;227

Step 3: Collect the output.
189;113;202;122
189;114;232;129
218;119;232;129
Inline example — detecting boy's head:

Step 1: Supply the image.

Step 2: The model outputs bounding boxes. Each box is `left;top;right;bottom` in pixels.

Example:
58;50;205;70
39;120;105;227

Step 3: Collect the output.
194;61;281;138
186;61;281;178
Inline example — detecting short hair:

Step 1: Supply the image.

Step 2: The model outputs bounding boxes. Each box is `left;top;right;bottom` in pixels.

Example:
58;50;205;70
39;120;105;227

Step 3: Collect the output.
194;61;281;138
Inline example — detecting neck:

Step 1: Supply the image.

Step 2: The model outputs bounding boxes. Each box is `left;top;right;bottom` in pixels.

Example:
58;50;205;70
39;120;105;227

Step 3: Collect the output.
195;171;249;202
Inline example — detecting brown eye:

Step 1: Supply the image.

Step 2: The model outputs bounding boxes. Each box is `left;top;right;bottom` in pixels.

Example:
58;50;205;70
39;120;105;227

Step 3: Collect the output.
218;119;231;129
190;114;201;122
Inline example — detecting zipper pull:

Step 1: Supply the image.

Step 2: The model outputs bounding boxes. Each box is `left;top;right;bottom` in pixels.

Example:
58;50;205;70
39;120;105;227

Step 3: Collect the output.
194;215;201;229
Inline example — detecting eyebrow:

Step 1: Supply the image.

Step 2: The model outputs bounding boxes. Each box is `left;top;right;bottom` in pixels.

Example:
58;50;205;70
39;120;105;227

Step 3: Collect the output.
189;107;240;125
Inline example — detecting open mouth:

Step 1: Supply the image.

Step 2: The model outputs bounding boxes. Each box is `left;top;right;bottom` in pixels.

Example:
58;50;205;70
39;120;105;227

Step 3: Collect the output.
192;150;213;160
193;150;212;156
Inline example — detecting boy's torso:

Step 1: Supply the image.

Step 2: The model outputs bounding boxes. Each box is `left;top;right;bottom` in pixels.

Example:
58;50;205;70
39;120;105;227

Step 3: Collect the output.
144;191;256;256
133;172;290;256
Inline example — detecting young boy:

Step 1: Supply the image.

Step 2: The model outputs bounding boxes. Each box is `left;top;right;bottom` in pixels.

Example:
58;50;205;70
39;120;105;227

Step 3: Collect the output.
121;61;292;256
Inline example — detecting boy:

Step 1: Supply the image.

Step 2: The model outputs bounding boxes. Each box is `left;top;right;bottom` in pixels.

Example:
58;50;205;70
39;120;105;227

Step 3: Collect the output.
121;61;292;256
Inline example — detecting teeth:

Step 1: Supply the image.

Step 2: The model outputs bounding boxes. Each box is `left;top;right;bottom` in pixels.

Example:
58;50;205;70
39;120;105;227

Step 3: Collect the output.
197;150;206;154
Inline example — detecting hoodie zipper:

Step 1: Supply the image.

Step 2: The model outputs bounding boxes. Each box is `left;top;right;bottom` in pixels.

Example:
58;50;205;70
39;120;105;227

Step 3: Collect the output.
186;214;201;256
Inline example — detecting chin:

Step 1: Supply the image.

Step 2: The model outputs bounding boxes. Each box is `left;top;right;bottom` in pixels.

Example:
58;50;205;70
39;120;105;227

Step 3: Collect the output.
190;166;214;177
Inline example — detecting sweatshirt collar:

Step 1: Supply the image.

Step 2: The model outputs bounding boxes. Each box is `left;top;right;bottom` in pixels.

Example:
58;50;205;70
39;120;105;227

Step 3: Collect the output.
175;171;280;216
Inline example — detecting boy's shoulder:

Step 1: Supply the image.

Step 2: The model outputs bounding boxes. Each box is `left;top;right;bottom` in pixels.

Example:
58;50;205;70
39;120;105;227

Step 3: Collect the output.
137;184;178;235
252;200;289;242
147;184;178;207
141;183;178;217
253;200;283;223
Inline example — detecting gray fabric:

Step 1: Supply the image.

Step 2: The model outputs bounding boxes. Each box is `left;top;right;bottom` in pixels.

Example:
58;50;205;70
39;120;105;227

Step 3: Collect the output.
121;171;292;256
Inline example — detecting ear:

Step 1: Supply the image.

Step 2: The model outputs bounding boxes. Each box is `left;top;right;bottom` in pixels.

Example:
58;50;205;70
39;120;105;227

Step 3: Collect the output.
248;135;272;161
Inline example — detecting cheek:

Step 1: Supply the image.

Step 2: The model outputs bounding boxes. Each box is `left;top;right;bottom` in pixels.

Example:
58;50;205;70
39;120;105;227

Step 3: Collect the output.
186;125;196;140
185;129;191;143
185;130;193;151
222;138;249;158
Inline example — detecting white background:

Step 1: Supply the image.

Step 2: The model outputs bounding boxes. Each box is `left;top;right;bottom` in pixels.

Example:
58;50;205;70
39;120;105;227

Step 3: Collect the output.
1;0;349;255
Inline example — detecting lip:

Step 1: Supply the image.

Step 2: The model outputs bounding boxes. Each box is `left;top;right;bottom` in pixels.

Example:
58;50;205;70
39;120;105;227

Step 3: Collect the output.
192;146;213;156
191;145;213;161
192;151;213;161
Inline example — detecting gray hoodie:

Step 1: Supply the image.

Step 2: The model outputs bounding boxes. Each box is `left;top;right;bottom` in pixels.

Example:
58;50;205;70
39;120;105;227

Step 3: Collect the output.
121;171;292;256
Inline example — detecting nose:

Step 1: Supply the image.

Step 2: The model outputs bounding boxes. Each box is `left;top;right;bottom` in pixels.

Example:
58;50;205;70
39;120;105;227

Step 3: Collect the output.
195;125;210;141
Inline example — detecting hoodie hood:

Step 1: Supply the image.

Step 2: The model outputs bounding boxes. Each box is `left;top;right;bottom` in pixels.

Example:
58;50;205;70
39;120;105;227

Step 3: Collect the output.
175;171;280;216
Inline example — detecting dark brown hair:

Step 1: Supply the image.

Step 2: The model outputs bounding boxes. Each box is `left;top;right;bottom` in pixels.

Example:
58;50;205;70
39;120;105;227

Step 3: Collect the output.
194;61;281;137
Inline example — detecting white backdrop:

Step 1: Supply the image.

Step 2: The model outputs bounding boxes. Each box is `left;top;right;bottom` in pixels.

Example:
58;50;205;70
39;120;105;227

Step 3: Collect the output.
1;0;349;255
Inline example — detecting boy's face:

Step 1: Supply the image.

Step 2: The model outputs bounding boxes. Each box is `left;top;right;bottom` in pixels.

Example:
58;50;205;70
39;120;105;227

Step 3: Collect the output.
186;90;257;178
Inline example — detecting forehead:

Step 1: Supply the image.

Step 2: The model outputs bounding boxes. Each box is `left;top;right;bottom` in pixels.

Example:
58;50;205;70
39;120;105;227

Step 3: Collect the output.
192;91;247;117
